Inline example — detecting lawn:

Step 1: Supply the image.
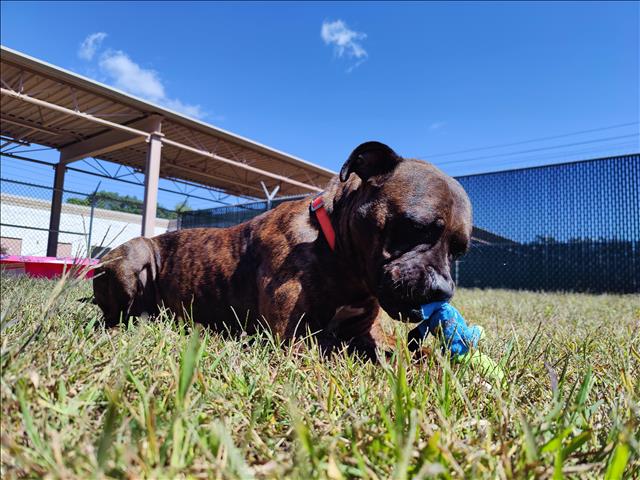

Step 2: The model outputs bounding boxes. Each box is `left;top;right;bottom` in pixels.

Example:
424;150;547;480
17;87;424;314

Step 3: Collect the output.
1;273;638;479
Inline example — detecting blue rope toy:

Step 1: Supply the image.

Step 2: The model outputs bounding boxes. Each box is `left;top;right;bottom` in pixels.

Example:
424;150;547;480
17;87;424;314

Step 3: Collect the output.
416;302;505;382
417;302;484;357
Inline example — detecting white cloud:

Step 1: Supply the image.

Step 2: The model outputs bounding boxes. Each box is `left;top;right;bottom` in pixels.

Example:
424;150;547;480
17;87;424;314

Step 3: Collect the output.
76;33;210;119
162;98;208;120
429;121;446;131
90;48;207;120
78;32;107;60
99;50;165;101
321;20;368;71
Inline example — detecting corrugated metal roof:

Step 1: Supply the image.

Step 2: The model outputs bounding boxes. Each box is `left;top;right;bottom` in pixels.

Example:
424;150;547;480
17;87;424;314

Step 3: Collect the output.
1;45;335;197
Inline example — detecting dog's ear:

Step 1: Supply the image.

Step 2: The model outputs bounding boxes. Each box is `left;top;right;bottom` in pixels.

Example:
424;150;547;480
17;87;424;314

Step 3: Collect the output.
340;141;403;185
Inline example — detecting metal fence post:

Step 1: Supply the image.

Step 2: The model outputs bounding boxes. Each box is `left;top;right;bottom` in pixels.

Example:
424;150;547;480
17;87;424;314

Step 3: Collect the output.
86;182;100;258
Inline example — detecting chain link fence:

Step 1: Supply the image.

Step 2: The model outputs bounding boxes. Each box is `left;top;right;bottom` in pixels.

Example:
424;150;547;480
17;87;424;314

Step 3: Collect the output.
0;178;177;258
178;195;307;229
178;154;639;293
455;154;639;293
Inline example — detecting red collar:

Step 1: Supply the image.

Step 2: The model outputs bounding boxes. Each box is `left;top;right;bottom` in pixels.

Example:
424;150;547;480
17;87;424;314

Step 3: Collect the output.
310;194;336;250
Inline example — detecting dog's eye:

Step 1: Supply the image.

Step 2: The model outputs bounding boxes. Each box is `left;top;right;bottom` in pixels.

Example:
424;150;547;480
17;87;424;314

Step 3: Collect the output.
388;217;443;252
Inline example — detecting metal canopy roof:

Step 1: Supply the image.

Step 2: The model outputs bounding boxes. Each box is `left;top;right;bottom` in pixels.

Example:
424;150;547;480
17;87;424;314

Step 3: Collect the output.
0;45;335;197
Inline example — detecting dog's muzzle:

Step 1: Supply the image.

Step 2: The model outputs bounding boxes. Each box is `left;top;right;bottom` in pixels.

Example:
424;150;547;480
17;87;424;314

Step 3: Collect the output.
378;258;454;321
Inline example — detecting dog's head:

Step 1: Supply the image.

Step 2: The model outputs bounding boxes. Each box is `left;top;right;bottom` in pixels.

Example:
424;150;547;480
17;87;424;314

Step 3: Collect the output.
336;141;472;322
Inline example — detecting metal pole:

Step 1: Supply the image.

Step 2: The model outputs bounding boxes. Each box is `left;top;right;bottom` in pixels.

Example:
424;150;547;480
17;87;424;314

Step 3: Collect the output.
87;181;101;257
46;161;65;257
1;88;151;139
261;181;280;210
142;132;163;237
261;181;271;210
163;137;320;193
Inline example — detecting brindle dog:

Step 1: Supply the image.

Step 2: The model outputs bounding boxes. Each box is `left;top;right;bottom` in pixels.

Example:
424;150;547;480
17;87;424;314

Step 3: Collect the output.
93;141;472;357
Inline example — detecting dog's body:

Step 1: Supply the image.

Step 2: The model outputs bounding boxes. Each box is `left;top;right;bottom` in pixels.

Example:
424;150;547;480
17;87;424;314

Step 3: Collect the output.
94;142;472;355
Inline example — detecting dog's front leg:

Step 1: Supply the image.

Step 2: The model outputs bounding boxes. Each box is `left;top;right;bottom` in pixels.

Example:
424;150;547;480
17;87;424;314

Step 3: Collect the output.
328;298;394;361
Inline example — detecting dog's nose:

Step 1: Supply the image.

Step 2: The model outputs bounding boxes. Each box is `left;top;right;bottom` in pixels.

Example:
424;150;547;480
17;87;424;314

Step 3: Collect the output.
431;274;454;302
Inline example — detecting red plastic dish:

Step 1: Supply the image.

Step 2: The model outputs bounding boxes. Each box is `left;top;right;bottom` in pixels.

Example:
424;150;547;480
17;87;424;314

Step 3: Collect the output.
0;255;98;279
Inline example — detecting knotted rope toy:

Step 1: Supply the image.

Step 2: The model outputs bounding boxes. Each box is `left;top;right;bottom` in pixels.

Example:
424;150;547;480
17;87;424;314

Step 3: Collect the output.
414;302;505;382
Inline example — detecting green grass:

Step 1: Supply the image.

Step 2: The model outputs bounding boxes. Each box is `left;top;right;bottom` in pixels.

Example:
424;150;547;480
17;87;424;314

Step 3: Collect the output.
1;273;638;479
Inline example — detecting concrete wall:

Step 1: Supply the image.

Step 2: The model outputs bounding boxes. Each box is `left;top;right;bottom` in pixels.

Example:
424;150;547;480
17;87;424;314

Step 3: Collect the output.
0;193;174;257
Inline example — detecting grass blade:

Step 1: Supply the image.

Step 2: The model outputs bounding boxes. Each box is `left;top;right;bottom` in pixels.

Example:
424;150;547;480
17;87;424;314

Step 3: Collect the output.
177;326;204;409
604;440;630;480
96;390;119;471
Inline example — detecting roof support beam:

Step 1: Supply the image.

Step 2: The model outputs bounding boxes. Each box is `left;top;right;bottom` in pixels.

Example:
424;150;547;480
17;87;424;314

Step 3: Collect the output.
162;138;322;193
164;162;265;195
142;132;163;237
59;115;163;164
1;87;323;194
0;114;60;135
261;181;280;210
1;88;152;138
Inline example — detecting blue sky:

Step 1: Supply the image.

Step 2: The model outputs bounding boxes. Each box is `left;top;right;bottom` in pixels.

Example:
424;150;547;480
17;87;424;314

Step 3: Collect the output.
1;1;638;208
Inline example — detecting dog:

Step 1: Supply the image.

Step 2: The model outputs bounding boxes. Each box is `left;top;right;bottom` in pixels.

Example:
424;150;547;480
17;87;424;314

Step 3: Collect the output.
93;141;472;357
